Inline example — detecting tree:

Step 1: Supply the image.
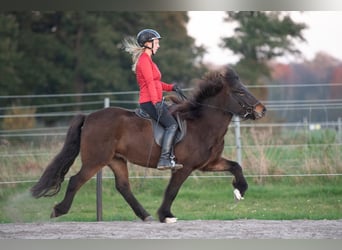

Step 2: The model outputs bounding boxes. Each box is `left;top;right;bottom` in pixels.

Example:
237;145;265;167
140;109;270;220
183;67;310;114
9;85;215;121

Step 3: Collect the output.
0;11;206;126
269;53;342;122
0;13;22;94
221;11;307;86
1;11;205;95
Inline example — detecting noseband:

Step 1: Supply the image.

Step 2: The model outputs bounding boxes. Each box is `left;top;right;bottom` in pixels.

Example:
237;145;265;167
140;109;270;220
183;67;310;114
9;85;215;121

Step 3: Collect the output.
239;101;259;119
231;93;260;119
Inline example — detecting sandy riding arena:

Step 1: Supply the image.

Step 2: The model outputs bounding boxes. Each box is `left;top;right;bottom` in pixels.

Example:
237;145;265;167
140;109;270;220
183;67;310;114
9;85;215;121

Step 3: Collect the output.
0;219;341;239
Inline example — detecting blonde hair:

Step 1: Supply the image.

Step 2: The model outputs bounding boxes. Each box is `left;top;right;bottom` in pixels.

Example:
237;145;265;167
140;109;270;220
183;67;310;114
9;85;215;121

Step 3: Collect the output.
122;36;144;73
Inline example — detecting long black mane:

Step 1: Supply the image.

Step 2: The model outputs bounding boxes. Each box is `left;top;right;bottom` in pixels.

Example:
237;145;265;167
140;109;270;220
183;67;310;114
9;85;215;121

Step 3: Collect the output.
170;68;238;119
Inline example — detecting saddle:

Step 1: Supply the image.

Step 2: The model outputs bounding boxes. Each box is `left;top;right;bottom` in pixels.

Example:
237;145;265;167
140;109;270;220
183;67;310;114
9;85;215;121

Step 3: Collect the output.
134;108;186;146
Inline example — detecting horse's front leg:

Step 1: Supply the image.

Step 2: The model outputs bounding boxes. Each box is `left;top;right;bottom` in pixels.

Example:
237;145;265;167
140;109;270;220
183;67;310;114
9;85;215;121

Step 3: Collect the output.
200;158;248;199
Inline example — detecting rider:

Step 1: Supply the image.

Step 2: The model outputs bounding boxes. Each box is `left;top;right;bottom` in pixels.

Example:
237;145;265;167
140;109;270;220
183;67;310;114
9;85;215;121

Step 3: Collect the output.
123;28;183;170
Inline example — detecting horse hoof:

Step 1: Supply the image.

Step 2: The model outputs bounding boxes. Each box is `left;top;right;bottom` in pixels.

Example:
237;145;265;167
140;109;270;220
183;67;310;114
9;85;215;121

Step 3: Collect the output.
144;216;154;222
233;188;244;201
164;217;177;223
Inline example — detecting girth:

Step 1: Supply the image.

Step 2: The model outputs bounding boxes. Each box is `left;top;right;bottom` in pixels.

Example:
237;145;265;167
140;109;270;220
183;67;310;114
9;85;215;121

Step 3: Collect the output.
134;108;186;146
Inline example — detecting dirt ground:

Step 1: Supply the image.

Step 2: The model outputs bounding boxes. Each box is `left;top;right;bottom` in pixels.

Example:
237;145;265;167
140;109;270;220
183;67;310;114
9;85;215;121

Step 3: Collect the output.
0;219;341;239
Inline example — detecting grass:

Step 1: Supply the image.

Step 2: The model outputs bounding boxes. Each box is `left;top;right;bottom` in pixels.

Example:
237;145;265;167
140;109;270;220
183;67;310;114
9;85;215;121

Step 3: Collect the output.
0;128;341;223
0;176;341;223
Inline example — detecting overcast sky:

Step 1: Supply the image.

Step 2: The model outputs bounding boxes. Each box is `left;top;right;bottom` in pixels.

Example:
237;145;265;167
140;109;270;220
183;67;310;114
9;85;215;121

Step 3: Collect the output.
187;11;342;66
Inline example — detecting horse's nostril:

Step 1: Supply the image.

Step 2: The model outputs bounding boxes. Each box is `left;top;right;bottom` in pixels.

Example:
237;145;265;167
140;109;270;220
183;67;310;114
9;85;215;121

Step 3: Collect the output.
255;103;266;115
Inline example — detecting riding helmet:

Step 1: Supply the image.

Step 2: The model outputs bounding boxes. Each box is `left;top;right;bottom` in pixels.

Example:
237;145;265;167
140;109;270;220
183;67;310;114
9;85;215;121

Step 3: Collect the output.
136;29;162;47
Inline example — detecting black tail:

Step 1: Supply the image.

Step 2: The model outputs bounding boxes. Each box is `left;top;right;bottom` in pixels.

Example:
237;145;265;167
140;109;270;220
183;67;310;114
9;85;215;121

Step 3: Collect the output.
31;114;86;198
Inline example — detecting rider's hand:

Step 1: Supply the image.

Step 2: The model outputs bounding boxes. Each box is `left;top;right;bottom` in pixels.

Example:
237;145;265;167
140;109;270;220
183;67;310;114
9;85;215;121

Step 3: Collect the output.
172;84;187;100
172;84;182;92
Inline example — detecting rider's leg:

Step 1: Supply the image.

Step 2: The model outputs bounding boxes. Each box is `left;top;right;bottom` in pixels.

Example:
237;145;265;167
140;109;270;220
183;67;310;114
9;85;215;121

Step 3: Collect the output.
140;101;183;170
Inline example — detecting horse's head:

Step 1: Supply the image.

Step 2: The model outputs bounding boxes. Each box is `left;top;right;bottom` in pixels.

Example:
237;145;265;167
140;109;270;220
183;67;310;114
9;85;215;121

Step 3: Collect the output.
171;68;266;120
223;67;266;120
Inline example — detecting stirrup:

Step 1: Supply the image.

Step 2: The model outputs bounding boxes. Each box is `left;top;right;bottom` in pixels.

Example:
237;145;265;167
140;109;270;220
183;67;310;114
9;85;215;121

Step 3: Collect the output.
157;163;183;170
170;155;183;170
157;156;183;170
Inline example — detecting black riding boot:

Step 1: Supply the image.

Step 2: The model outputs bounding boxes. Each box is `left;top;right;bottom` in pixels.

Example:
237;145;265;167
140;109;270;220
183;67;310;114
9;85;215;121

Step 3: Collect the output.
157;124;183;170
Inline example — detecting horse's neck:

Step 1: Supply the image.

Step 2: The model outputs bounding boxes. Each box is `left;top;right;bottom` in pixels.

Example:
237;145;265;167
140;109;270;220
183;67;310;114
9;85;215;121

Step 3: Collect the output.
199;108;232;132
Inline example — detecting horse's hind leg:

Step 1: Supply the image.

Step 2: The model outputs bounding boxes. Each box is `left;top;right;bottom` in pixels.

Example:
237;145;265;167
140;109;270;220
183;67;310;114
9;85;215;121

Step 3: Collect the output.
51;164;102;218
108;158;152;221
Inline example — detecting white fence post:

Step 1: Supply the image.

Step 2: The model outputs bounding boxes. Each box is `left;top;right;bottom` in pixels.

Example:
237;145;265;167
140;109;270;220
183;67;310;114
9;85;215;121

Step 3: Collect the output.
96;97;110;221
233;116;242;165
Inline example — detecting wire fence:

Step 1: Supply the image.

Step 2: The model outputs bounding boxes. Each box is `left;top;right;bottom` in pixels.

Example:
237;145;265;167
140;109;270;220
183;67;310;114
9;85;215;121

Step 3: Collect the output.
1;83;342;185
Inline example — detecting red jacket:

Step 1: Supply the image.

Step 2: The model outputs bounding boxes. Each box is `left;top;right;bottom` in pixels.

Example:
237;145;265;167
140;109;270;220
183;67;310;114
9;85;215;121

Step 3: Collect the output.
136;53;173;104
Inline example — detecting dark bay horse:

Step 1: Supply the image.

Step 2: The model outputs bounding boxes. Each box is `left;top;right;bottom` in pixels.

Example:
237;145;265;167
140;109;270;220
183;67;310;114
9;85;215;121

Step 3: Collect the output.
31;67;266;223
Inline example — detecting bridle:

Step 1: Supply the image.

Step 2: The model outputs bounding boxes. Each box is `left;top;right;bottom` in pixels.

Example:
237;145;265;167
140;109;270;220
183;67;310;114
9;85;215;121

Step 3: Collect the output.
177;91;259;120
228;90;261;119
201;101;258;120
